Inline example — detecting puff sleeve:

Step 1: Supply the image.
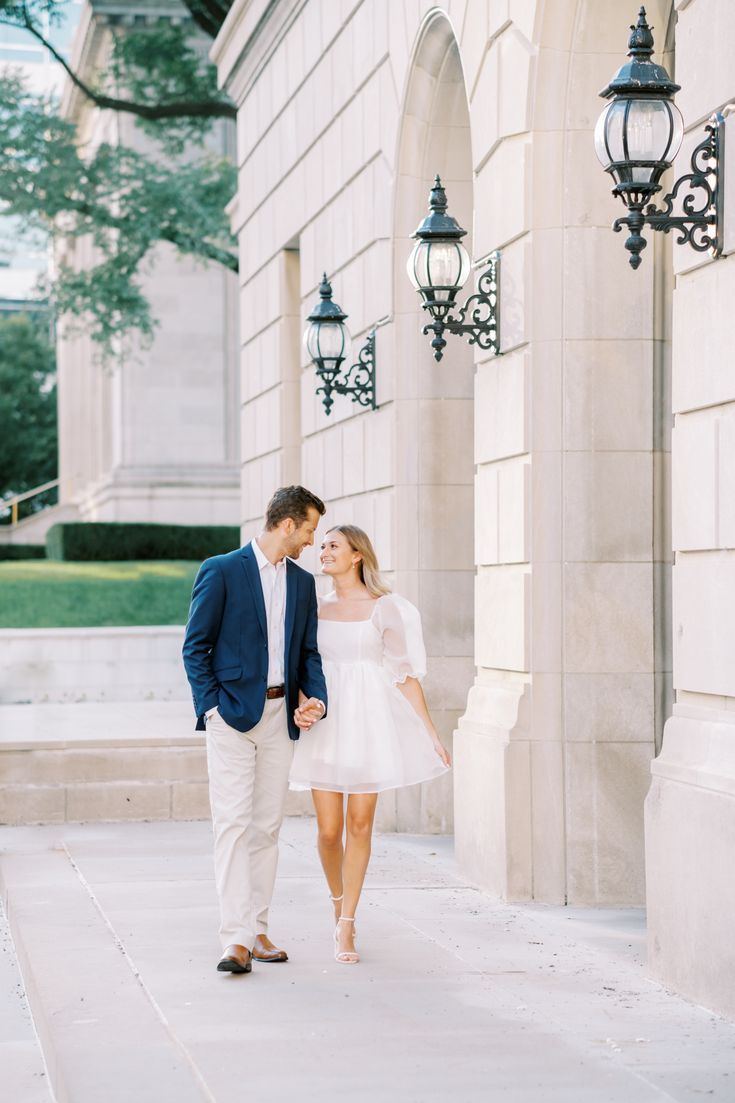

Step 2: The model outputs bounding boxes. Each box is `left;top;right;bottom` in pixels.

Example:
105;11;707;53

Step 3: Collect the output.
374;593;427;685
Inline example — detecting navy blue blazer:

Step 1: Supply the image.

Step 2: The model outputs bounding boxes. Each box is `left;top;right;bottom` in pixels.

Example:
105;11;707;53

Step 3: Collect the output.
182;543;327;740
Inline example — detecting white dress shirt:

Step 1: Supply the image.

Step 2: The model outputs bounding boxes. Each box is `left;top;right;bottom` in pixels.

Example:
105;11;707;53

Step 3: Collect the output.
252;537;287;686
253;538;324;718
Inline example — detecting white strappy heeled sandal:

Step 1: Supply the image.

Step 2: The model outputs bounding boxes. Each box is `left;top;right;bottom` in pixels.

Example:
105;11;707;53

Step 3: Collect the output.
330;892;357;937
334;916;359;964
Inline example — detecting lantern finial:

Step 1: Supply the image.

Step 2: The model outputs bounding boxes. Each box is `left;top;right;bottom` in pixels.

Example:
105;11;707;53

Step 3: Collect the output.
429;176;448;214
318;273;332;298
628;8;654;58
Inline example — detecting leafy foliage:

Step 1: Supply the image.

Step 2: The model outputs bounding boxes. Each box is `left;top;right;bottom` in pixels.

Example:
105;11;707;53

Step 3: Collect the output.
0;1;238;359
107;20;232;155
0;1;67;24
0;314;57;500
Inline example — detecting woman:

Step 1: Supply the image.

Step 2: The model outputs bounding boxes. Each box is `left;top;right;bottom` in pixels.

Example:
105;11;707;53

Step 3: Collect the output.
290;525;451;964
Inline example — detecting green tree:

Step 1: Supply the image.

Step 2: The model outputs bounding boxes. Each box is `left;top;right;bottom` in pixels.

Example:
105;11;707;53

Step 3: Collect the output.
0;314;58;503
0;1;237;360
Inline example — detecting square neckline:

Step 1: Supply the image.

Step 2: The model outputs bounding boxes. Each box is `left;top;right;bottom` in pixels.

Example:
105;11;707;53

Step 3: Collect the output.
317;593;385;624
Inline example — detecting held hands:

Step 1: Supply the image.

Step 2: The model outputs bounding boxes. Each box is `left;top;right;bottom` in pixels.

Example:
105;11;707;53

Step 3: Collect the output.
294;691;325;731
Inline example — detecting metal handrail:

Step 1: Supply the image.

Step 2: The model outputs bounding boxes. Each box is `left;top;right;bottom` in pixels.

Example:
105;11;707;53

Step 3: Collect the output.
1;479;60;526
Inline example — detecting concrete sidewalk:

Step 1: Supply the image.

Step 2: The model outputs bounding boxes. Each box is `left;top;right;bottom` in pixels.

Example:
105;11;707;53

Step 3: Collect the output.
1;818;733;1103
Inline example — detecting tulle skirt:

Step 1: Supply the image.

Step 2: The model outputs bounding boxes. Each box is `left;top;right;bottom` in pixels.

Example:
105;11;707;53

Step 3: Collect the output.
289;659;450;794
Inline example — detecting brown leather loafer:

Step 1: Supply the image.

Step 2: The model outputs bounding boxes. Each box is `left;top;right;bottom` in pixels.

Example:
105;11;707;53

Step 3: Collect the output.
217;944;252;973
252;934;288;963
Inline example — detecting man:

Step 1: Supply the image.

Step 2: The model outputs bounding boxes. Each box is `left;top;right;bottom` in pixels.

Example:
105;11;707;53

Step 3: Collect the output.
183;486;328;974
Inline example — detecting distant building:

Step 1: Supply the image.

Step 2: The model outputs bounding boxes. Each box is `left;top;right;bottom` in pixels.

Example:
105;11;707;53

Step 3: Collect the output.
0;295;48;317
55;0;239;524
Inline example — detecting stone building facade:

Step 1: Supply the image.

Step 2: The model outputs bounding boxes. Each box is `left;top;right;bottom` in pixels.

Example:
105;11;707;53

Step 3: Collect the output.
210;0;735;1017
56;0;239;525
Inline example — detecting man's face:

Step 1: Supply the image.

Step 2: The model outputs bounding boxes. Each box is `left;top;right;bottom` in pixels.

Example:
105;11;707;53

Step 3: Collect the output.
284;507;321;559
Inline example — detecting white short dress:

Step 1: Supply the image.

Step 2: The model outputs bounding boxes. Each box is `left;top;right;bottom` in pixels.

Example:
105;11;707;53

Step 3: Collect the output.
289;592;450;795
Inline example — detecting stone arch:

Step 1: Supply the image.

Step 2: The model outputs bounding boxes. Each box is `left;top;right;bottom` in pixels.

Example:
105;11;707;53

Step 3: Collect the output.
388;9;476;832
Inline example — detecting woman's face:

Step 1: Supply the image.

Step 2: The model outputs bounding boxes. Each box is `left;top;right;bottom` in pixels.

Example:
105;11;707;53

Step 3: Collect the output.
319;530;360;577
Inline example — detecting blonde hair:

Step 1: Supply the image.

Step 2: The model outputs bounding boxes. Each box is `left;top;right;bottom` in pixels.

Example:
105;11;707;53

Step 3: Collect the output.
327;525;391;597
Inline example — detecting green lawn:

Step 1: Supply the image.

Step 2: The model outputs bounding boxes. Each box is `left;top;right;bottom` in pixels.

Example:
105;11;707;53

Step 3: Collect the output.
0;560;199;628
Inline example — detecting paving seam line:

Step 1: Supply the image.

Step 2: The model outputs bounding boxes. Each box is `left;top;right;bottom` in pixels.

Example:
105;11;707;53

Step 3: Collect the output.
60;842;216;1103
0;894;56;1103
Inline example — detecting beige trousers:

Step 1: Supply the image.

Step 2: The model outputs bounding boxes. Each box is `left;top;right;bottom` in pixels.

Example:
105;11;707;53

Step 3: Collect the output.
205;699;294;950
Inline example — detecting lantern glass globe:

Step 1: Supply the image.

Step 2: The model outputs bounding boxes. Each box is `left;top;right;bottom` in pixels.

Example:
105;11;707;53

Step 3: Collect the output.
304;319;349;368
407;238;471;301
594;97;684;185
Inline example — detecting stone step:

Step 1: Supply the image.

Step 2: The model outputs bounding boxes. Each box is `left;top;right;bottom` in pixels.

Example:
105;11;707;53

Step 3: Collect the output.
0;702;311;825
0;844;208;1102
0;500;79;547
0;779;211;826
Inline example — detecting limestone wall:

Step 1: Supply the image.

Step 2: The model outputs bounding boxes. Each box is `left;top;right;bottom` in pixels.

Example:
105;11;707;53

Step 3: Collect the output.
0;626;189;704
211;0;671;893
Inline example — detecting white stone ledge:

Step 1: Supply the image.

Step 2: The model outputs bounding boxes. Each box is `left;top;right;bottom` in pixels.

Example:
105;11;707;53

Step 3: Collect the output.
651;713;735;796
0;626;185;641
0;702;198;750
0;734;203;752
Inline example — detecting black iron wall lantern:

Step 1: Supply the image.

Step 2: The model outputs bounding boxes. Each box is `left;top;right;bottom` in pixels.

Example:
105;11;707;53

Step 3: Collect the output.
407;175;500;362
304;274;376;417
595;6;724;269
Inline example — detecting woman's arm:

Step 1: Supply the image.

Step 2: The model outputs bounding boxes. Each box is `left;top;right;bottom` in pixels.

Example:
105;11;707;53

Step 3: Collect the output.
397;677;452;766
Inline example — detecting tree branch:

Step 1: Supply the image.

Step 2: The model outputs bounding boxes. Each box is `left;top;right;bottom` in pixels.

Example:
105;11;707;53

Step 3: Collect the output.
50;194;239;275
160;224;239;272
182;0;231;39
12;7;236;121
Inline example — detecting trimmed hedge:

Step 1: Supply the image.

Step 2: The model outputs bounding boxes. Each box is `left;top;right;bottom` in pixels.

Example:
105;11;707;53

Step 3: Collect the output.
0;543;46;560
46;522;240;562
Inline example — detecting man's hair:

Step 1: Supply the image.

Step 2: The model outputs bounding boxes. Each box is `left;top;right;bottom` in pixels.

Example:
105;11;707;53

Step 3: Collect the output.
264;486;326;530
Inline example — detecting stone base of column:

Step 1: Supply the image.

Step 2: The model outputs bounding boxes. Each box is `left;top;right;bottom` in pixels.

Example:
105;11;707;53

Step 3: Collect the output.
454;682;534;901
645;709;735;1019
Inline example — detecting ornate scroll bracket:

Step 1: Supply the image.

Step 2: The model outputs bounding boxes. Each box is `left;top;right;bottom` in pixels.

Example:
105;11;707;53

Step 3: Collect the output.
613;113;725;269
316;330;376;417
421;252;501;362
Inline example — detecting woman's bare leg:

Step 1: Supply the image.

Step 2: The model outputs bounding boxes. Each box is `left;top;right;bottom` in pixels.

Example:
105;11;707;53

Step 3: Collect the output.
338;792;378;954
311;789;345;922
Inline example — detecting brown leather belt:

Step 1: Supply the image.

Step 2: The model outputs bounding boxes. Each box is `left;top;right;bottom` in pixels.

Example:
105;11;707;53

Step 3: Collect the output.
266;685;285;699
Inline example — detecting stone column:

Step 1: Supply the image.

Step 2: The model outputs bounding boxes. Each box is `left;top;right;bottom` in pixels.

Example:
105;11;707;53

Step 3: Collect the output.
644;0;735;1020
455;0;671;906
